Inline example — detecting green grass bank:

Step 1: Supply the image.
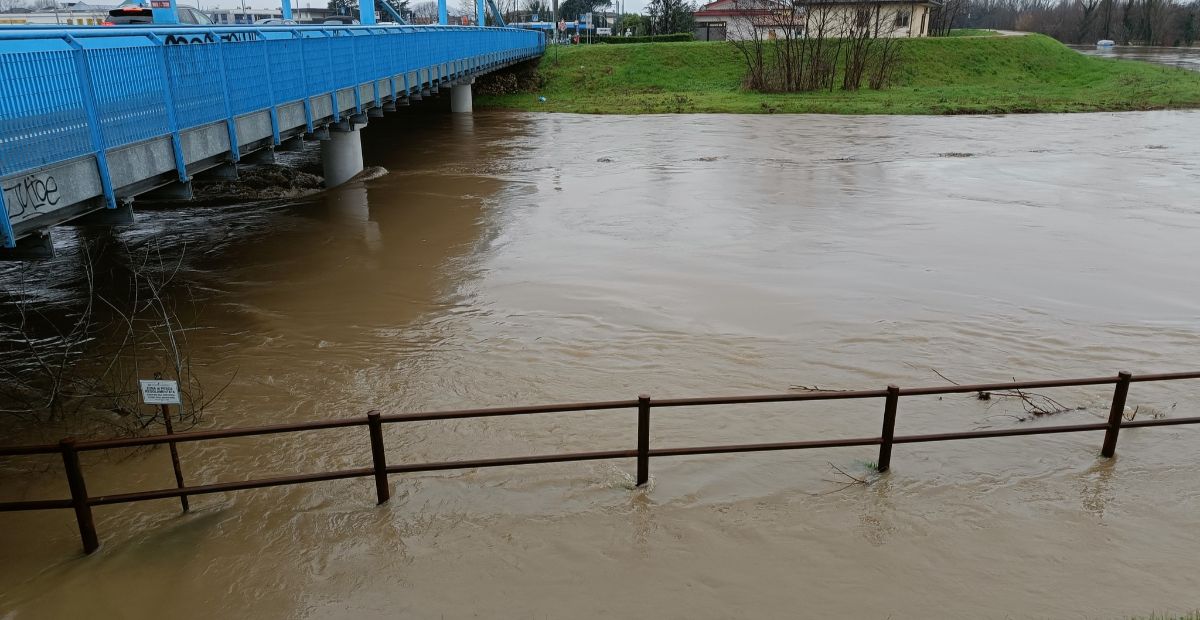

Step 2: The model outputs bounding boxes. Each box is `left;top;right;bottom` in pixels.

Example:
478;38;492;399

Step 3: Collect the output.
477;34;1200;114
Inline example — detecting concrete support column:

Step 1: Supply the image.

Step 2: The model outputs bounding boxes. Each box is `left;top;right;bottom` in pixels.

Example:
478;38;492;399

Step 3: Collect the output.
321;127;364;188
451;83;473;114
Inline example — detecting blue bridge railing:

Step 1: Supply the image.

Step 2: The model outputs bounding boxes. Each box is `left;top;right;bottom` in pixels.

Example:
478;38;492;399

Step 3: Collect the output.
0;25;545;249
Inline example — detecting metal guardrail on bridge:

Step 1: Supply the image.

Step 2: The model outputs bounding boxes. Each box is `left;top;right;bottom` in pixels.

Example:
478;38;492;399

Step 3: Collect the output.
1;369;1198;556
0;24;545;250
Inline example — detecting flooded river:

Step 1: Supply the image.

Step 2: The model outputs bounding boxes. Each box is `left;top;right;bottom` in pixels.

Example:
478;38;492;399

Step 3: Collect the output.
1071;43;1200;71
2;109;1200;618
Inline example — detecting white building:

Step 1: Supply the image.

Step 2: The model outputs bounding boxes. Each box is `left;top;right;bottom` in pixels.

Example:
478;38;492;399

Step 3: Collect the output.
0;2;115;25
208;6;336;23
693;0;933;41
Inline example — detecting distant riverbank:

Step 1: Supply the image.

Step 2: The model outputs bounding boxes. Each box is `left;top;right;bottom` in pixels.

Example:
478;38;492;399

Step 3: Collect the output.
477;34;1200;115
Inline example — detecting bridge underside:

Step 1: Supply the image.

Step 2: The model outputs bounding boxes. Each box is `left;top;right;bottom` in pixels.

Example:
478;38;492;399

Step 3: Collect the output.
0;26;544;258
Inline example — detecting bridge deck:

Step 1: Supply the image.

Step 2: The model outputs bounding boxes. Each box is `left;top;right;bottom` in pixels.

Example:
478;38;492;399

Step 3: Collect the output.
0;25;544;250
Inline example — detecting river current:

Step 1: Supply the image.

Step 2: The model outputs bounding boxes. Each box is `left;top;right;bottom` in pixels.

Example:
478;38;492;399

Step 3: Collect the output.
2;107;1200;617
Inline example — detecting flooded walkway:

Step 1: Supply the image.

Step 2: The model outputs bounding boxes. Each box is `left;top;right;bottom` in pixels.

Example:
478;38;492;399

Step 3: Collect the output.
1071;43;1200;71
2;109;1200;618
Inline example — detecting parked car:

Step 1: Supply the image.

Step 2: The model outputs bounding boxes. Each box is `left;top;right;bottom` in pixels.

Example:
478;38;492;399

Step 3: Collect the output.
321;16;360;24
102;4;213;25
254;17;299;25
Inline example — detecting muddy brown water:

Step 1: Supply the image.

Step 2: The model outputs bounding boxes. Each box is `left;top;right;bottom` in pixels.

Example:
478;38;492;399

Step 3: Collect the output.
2;109;1200;618
1071;44;1200;72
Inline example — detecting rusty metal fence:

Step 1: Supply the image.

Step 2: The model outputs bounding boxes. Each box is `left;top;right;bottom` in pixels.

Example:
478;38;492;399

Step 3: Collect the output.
2;369;1199;555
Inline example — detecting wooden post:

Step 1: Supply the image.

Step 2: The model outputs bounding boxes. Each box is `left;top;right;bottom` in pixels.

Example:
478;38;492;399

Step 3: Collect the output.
60;439;99;554
368;411;390;504
1101;371;1133;458
160;403;189;512
877;385;900;472
636;394;650;486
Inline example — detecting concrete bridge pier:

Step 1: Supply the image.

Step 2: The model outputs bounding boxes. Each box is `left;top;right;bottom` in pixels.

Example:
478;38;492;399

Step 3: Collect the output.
279;135;305;152
321;125;364;188
451;80;474;114
1;231;55;260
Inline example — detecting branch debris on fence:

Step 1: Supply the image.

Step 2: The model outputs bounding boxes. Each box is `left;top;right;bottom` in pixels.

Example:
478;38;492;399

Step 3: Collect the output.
816;461;877;495
906;364;1090;423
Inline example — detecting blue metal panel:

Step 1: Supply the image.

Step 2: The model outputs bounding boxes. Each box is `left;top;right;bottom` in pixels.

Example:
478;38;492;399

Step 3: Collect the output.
259;40;280;145
223;39;273;115
165;42;225;130
148;34;190;182
213;38;240;161
270;37;307;104
64;35;116;211
0;49;90;178
86;44;170;148
300;32;333;95
329;33;357;89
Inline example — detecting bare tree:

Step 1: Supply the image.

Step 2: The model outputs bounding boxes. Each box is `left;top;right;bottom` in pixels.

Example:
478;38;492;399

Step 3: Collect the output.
929;0;967;35
954;0;1198;46
410;0;438;21
0;238;232;438
729;0;901;93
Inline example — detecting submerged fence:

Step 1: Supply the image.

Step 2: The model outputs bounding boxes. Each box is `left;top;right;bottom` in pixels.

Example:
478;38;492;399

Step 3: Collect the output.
2;369;1198;555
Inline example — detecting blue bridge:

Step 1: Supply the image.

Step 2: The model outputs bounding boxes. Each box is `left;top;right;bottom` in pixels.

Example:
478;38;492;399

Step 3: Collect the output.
0;23;545;257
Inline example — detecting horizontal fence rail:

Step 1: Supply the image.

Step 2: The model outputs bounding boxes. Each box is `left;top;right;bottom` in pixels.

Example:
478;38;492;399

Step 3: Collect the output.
1;369;1199;555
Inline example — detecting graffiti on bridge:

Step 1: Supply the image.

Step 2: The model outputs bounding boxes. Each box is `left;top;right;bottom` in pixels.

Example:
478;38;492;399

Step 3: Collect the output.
163;31;257;45
3;174;60;221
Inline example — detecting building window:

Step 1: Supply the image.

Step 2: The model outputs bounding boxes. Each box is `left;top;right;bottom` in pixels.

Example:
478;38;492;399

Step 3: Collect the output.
895;9;910;28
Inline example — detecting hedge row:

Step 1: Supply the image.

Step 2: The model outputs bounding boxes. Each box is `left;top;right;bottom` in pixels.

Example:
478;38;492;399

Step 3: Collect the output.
594;33;695;44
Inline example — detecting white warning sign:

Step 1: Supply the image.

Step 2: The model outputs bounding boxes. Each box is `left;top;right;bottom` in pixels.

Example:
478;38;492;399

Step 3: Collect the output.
139;379;181;405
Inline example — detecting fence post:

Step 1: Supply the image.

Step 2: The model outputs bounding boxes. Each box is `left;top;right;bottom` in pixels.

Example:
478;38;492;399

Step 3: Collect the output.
877;385;900;472
636;394;650;486
160;403;189;512
1101;371;1133;458
367;411;390;504
60;439;99;554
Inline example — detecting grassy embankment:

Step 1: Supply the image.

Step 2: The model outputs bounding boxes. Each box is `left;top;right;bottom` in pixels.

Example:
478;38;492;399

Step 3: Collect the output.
477;34;1200;114
946;28;1001;36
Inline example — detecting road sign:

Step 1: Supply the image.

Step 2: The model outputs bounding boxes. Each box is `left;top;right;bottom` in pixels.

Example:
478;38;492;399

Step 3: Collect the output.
597;27;611;35
140;379;181;405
